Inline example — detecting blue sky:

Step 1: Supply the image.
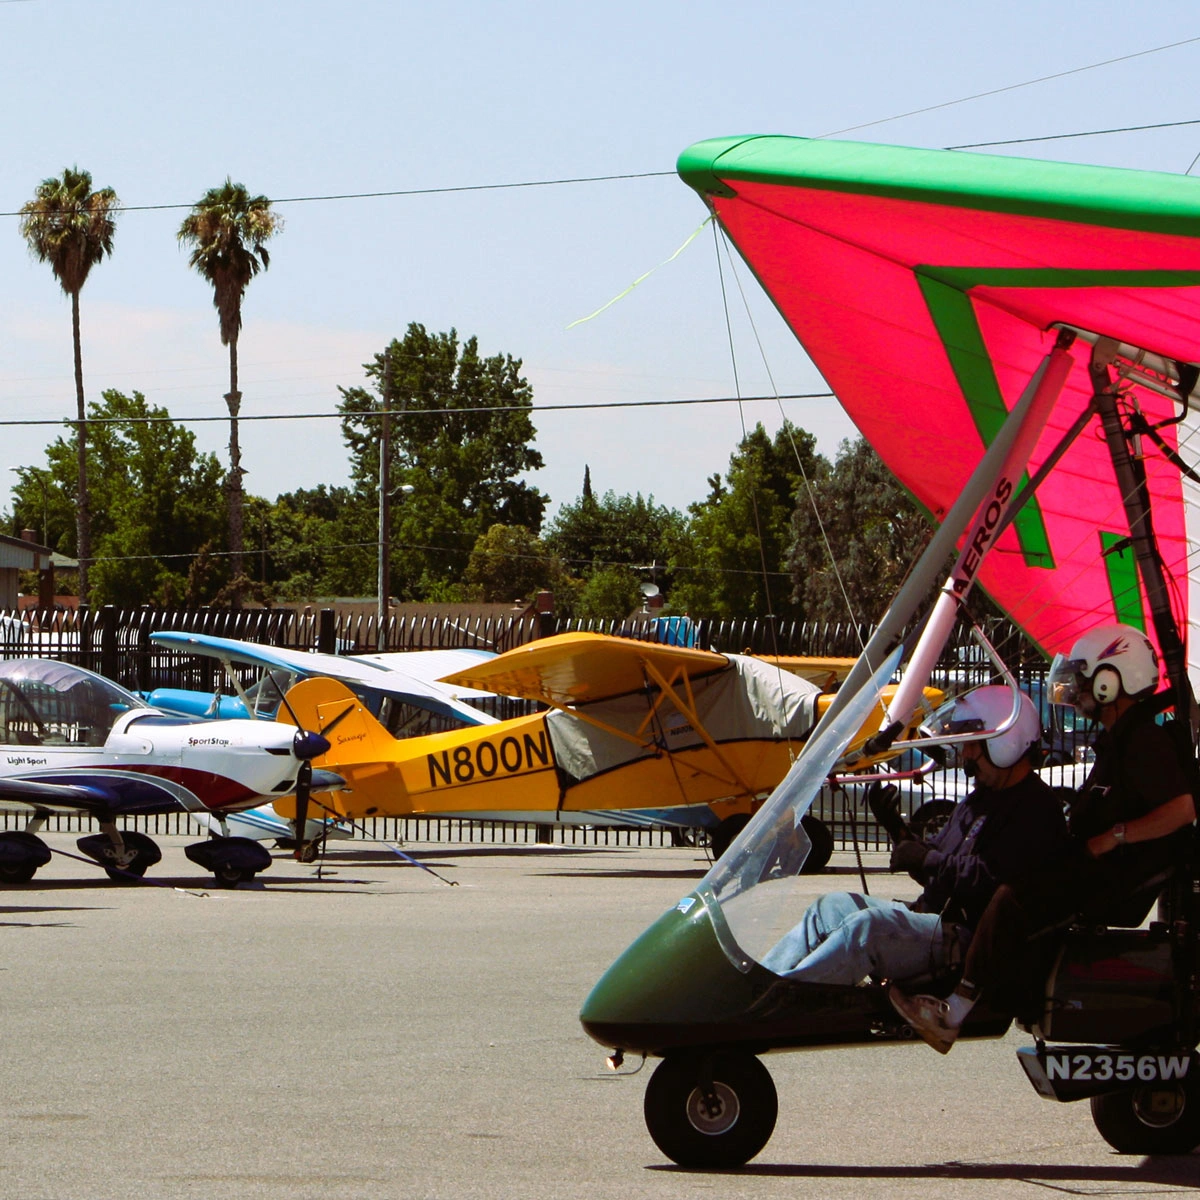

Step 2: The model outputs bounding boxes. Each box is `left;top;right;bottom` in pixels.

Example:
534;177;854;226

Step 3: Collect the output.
3;1;1200;520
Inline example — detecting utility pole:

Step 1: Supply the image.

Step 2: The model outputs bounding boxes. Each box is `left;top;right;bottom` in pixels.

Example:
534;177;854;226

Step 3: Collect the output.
377;349;391;652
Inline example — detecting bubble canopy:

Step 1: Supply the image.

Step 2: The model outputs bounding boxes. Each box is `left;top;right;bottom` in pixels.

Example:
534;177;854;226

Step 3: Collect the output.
0;659;148;748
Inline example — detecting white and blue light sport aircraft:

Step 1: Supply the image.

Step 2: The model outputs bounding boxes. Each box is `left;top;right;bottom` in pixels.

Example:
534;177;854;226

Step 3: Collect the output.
0;658;336;885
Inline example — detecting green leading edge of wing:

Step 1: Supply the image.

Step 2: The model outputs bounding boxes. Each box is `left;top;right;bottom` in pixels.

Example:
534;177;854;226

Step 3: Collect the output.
677;137;1200;237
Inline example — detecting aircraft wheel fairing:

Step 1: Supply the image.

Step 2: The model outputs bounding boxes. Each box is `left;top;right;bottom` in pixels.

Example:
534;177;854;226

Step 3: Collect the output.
0;831;51;883
1090;1055;1200;1154
77;830;162;882
185;836;272;886
643;1052;777;1167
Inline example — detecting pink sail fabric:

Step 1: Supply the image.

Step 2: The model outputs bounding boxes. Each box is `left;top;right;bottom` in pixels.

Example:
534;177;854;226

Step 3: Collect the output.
680;138;1200;665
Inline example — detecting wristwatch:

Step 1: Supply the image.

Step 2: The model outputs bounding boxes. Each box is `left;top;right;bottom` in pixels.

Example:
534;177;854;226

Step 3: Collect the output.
1112;823;1127;844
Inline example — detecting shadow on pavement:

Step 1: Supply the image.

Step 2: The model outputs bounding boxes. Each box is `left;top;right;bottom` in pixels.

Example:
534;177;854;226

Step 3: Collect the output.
308;844;649;863
539;868;708;881
653;1157;1198;1179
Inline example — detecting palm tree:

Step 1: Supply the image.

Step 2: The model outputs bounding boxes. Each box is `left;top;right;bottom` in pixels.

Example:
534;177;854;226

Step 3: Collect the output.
19;168;118;605
178;180;281;605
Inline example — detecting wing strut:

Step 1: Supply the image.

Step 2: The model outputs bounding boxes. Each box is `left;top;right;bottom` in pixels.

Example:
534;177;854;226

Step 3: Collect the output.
1090;343;1199;746
878;329;1076;735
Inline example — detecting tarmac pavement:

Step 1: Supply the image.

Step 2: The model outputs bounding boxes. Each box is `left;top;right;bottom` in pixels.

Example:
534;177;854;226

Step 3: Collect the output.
0;836;1196;1200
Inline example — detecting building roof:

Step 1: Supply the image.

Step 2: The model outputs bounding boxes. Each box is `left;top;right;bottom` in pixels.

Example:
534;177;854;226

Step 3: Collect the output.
0;533;53;571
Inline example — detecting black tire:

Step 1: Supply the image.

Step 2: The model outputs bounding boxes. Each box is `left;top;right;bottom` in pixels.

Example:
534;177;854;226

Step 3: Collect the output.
709;815;750;862
214;866;253;889
799;814;833;874
1090;1059;1200;1154
0;862;37;884
643;1052;777;1168
909;800;956;841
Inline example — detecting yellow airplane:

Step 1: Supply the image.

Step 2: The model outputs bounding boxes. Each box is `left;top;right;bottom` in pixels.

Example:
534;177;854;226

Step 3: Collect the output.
274;632;941;861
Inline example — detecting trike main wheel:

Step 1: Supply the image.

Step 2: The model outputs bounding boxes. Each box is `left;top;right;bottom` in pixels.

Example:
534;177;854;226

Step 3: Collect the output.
1090;1056;1200;1154
643;1052;777;1168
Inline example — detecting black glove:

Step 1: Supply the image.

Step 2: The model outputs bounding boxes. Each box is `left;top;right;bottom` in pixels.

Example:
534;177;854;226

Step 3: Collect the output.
889;838;930;875
867;782;910;845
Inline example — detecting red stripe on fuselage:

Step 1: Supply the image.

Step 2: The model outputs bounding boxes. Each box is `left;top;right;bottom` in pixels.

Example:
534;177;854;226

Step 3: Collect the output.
103;763;266;812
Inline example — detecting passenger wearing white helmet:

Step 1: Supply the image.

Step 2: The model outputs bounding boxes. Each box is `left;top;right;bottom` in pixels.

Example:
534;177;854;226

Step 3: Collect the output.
892;622;1197;1053
760;685;1067;988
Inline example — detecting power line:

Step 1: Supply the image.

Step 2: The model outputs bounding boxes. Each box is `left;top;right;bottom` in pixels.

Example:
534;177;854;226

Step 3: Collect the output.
51;536;794;579
821;35;1200;138
0;391;837;429
947;117;1200;150
0;170;675;219
6;40;1200;224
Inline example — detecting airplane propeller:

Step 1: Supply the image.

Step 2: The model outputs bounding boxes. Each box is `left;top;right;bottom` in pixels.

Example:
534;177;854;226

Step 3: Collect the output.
290;726;333;860
269;680;359;860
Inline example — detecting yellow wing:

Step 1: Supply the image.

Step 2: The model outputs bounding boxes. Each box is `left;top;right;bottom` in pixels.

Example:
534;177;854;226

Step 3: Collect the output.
436;631;730;706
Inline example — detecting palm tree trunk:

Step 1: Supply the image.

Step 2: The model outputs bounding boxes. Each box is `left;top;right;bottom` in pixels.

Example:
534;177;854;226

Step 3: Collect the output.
71;289;91;605
226;336;244;608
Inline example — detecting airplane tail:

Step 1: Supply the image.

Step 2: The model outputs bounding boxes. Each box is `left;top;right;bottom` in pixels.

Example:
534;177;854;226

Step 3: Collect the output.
275;677;408;819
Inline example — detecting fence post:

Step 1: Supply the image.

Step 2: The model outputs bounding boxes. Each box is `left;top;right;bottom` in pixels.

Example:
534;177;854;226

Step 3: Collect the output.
317;608;336;655
534;590;555;640
99;605;118;682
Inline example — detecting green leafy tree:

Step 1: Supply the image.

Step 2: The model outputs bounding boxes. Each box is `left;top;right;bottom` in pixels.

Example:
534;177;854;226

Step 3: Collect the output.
178;180;282;606
574;565;642;621
465;524;558;603
262;486;374;600
789;436;935;623
27;390;226;606
8;466;74;556
545;483;683;592
338;324;547;600
19;167;118;604
670;421;821;619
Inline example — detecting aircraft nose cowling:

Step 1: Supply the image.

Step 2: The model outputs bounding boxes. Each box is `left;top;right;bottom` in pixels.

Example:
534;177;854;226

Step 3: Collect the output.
579;893;764;1056
293;730;332;761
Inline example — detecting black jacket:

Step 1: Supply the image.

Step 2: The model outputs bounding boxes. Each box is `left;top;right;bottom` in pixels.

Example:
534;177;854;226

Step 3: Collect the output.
913;772;1069;929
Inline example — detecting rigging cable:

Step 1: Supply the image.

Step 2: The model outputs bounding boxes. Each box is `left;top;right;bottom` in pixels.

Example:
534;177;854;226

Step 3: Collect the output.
819;35;1200;139
711;219;782;660
715;227;868;660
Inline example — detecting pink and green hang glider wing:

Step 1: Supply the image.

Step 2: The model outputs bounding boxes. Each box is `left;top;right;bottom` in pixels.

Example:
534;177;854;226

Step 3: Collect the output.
679;136;1200;665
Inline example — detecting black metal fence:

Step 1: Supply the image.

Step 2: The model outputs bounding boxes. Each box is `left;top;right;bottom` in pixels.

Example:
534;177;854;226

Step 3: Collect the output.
0;604;1078;853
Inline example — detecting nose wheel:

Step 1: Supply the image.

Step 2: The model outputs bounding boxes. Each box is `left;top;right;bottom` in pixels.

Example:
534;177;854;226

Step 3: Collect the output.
643;1051;777;1167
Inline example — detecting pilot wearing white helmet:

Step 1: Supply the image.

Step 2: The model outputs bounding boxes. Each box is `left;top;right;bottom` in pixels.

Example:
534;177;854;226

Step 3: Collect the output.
760;684;1065;992
893;623;1196;1054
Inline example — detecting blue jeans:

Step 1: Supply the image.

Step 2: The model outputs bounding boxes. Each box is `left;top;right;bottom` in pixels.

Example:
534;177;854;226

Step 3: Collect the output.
759;891;950;986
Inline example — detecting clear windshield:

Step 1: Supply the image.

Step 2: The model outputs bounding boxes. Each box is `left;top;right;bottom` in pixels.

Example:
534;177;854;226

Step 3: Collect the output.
0;659;148;747
700;649;903;966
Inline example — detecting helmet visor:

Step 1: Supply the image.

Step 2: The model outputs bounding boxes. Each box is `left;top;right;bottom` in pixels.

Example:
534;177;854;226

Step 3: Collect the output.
920;697;988;768
1047;653;1087;708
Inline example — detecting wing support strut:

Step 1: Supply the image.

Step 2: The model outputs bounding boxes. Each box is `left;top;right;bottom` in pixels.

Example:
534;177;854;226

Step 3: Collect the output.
1090;343;1199;745
878;328;1076;735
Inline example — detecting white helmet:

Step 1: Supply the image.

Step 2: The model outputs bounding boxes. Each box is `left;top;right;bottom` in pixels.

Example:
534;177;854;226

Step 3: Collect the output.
928;685;1042;768
950;686;1042;768
1049;623;1159;711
